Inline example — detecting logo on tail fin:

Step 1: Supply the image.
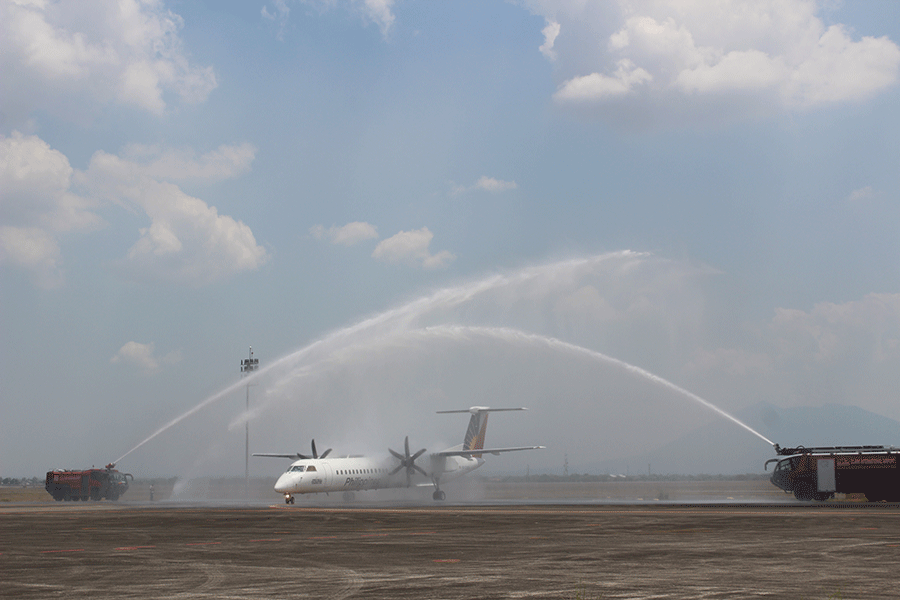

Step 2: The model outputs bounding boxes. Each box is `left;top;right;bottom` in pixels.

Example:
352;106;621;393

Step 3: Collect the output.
437;407;530;459
463;412;489;457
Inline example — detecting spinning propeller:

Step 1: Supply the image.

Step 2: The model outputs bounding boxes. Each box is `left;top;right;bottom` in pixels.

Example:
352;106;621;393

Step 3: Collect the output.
389;436;427;487
296;439;331;460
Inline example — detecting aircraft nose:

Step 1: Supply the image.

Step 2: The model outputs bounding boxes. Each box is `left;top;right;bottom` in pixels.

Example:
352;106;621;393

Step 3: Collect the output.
274;473;293;493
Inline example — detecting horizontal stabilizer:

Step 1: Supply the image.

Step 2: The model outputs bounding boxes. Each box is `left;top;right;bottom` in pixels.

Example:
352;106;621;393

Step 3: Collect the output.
436;445;545;457
437;407;527;414
252;453;300;459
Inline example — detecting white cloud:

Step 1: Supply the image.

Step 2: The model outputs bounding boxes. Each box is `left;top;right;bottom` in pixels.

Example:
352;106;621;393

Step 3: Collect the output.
474;176;518;193
261;0;290;41
104;143;257;183
372;227;455;269
359;0;395;36
0;226;64;289
0;132;267;288
527;0;900;124
0;0;217;122
787;25;900;107
686;293;900;411
111;341;182;373
0;131;104;288
261;0;396;38
555;59;652;100
848;186;874;203
84;150;270;285
539;19;560;60
452;175;518;195
686;347;774;378
310;221;379;246
770;294;900;364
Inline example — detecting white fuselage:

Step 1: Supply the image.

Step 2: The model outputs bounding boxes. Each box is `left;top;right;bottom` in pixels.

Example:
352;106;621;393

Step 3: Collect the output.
273;451;483;496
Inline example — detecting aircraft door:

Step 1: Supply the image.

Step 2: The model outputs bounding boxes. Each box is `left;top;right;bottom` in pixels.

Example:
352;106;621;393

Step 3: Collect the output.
320;462;333;489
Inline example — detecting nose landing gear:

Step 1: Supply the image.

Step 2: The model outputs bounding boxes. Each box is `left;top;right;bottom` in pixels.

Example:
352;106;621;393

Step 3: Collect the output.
284;494;295;504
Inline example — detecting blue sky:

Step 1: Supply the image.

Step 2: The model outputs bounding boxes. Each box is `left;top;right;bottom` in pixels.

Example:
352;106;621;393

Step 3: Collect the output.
2;0;900;478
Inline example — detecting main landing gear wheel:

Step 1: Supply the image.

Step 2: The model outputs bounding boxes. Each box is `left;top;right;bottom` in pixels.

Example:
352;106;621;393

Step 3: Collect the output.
433;490;446;501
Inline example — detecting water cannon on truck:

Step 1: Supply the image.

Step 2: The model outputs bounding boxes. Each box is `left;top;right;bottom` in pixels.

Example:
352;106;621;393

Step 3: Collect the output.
45;463;133;501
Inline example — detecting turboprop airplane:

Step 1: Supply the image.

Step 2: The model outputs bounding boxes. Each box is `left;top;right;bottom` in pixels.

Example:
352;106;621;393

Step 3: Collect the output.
254;407;544;503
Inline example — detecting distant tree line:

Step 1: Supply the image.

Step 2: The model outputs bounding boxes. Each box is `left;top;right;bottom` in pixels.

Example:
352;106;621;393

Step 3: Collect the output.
1;477;43;486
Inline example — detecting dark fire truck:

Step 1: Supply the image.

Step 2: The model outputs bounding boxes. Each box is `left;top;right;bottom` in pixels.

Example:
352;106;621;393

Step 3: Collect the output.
766;445;900;502
45;463;133;501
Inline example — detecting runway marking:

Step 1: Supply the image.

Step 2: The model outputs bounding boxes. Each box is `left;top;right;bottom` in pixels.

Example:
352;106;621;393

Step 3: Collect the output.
115;545;156;551
186;542;221;546
41;549;85;553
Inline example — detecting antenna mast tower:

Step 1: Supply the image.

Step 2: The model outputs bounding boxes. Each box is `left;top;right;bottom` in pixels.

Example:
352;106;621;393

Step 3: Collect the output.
241;347;259;497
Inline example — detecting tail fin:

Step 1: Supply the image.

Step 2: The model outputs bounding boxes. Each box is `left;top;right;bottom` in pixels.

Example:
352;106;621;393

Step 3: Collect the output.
437;407;527;459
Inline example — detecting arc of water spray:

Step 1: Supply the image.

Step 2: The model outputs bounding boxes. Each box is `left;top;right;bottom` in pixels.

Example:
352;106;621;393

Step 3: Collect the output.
119;251;747;465
239;324;775;449
410;325;776;448
115;251;645;463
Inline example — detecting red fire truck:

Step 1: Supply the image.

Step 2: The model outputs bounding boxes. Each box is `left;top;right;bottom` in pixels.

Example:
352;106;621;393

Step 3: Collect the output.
45;463;133;501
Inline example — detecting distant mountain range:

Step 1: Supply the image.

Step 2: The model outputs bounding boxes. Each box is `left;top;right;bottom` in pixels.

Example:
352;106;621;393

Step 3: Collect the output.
582;403;900;475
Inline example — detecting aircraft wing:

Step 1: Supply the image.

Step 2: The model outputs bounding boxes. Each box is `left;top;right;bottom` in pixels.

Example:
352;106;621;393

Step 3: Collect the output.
435;445;545;457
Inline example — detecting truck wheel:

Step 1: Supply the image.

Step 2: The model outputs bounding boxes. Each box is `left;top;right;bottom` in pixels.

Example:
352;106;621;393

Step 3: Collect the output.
864;489;881;502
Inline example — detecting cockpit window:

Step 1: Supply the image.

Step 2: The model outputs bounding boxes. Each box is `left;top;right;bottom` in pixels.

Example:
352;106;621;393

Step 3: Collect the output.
290;466;305;472
306;466;317;472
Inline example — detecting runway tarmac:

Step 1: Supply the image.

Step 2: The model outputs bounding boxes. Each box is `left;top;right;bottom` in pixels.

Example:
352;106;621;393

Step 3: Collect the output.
2;499;899;599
